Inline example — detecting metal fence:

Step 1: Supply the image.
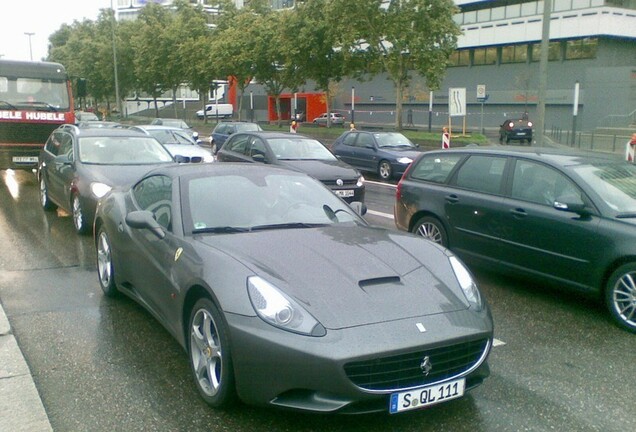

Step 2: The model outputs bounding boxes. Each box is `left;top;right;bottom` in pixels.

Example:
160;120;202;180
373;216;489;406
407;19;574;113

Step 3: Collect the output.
549;127;631;155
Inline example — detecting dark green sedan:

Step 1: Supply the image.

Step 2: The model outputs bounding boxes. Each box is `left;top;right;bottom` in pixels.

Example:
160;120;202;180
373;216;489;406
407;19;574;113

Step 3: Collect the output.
395;146;636;334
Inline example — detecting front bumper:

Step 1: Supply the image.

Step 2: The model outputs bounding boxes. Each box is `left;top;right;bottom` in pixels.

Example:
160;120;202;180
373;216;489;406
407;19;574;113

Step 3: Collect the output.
226;309;492;413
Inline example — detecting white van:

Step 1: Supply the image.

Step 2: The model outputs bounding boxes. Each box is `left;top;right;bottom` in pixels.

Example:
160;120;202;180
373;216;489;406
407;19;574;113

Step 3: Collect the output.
196;103;233;119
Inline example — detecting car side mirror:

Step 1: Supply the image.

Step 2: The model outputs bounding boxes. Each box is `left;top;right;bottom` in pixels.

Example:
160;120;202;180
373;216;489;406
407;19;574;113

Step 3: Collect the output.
553;199;591;217
252;153;267;163
125;210;165;239
349;201;367;216
54;154;72;165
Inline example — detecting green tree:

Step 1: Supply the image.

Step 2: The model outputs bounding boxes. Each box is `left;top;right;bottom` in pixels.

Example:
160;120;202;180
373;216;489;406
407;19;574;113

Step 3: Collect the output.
131;3;173;117
336;0;461;129
288;0;351;127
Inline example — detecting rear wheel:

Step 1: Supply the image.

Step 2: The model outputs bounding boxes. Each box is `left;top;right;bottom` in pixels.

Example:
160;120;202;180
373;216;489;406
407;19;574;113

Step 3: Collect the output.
605;263;636;333
39;177;57;211
188;298;237;407
378;160;393;180
412;216;448;247
72;194;90;235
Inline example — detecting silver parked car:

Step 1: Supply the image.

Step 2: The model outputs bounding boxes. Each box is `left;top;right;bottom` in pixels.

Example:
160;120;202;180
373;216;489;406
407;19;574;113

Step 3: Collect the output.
94;163;493;414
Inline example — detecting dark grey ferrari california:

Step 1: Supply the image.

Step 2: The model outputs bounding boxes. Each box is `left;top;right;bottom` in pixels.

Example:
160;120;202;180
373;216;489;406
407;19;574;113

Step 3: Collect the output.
94;163;493;414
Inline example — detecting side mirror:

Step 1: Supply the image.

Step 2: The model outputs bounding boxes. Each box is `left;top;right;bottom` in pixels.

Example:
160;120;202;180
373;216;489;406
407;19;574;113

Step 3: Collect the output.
252;153;267;163
349;201;367;216
54;154;72;165
125;210;165;239
553;200;591;217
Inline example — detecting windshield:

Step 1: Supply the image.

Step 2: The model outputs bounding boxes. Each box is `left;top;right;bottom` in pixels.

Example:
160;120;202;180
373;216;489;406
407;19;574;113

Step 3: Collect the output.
186;172;363;234
236;123;262;132
268;138;336;161
572;162;636;213
0;76;70;110
375;133;415;148
78;136;174;165
148;129;194;146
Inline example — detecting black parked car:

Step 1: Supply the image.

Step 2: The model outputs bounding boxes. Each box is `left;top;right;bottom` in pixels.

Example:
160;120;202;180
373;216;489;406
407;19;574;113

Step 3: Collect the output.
209;121;262;154
499;118;533;144
37;124;175;234
331;131;421;180
395;146;636;333
216;131;365;203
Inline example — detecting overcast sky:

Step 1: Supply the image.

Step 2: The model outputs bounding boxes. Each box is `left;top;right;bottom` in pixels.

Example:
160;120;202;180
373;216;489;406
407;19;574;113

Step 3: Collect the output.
0;0;112;62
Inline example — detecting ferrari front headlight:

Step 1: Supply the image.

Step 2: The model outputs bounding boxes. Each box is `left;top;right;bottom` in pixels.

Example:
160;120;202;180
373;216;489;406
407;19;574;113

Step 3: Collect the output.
248;276;326;336
449;256;483;311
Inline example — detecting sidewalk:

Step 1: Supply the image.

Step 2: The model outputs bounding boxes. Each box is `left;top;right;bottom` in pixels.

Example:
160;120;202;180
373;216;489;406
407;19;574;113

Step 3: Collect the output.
0;302;53;431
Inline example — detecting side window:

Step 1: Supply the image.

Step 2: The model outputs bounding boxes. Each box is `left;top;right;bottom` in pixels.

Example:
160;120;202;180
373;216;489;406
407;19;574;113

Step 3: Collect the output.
249;137;268;160
58;133;74;159
511;160;581;206
132;175;173;231
45;132;63;156
356;133;375;148
410;153;464;184
215;124;226;135
343;133;357;146
455;155;506;194
226;134;249;154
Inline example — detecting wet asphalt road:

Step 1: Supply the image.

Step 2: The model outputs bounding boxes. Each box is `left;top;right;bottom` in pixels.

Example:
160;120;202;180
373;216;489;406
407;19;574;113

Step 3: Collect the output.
0;169;634;432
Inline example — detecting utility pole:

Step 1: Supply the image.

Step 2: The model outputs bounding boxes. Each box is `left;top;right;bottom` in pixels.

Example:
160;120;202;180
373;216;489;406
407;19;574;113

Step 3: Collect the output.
24;32;34;61
535;0;552;147
110;0;122;118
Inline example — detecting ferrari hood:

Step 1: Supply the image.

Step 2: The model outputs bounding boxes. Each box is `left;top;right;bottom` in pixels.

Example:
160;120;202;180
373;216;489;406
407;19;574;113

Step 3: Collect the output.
197;225;469;329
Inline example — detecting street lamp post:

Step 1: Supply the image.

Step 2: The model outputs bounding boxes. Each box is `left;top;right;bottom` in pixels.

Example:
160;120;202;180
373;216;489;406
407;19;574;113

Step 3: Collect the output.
110;1;122;118
24;32;34;61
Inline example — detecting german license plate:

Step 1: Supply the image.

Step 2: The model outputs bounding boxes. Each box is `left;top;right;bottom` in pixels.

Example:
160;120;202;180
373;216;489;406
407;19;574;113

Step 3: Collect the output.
335;189;354;198
516;132;526;136
12;156;38;163
389;378;465;413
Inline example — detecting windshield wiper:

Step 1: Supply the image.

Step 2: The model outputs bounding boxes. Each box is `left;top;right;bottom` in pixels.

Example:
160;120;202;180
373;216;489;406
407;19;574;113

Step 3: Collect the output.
249;222;326;231
18;101;58;111
0;100;17;110
616;213;636;219
193;226;250;234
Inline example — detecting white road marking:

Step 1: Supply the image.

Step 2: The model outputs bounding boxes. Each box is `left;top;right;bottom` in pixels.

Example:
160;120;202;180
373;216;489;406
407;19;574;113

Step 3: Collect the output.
367;209;394;219
493;338;506;347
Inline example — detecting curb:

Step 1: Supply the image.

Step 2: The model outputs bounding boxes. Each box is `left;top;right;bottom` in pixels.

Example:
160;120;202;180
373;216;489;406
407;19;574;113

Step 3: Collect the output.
0;303;53;432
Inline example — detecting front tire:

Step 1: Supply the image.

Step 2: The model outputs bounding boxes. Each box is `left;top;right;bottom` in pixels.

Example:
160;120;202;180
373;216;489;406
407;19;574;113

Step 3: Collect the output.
97;228;118;297
412;216;448;247
72;194;89;235
39;176;57;211
605;263;636;333
188;298;236;408
378;160;393;180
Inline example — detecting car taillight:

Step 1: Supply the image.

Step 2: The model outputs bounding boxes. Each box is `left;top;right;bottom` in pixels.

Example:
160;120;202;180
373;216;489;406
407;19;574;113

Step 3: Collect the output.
396;161;414;201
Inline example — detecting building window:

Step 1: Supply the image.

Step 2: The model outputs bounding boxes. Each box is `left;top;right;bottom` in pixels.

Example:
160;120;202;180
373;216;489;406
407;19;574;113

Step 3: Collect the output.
501;45;529;64
521;2;539;16
505;4;521;18
491;6;505;20
531;42;562;62
448;50;470;67
553;0;573;12
565;38;598;59
473;47;498;66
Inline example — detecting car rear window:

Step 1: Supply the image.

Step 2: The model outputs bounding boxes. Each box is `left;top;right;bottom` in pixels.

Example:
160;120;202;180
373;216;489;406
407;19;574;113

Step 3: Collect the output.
410;153;464;184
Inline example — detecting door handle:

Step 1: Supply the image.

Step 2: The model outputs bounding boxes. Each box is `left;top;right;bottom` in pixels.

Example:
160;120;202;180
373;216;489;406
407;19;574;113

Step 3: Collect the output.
445;195;459;203
510;208;528;217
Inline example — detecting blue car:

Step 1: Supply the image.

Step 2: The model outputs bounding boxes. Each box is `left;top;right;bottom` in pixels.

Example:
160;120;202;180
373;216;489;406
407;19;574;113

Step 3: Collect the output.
331;131;421;180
